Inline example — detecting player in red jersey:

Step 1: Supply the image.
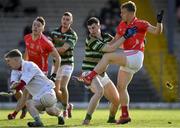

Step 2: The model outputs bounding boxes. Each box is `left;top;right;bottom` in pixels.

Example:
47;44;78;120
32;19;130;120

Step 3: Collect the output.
24;17;60;76
75;1;163;124
7;17;61;120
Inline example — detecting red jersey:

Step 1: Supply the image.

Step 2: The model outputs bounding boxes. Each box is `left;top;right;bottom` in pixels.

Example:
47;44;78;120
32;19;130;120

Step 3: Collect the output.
116;17;149;52
24;33;54;72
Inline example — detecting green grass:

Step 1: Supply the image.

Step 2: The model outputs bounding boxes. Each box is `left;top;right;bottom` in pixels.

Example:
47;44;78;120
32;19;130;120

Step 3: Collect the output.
0;109;180;127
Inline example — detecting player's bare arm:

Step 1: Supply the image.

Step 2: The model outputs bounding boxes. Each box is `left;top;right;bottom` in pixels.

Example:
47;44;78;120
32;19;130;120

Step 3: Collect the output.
50;47;61;74
101;27;137;52
147;23;163;35
147;10;164;35
14;89;29;113
101;37;126;52
23;48;29;60
56;43;70;54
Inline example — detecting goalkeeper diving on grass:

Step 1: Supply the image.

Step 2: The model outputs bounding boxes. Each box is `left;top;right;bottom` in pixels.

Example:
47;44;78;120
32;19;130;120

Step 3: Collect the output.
4;49;65;127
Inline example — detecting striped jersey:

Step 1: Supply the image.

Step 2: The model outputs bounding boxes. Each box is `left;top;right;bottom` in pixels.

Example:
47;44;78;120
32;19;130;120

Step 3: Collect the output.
82;33;113;71
51;27;78;65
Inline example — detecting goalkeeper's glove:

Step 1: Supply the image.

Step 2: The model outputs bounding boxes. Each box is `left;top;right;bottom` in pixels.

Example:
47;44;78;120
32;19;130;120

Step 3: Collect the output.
49;73;56;82
8;111;17;120
123;26;137;39
157;10;164;23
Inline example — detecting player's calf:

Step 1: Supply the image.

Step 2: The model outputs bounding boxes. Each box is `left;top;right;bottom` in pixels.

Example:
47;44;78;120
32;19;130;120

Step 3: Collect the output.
20;106;27;119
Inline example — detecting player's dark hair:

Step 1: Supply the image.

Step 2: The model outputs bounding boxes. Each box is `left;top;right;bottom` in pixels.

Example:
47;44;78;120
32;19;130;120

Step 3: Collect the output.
4;49;22;58
63;12;72;17
63;12;73;21
87;17;100;26
121;1;136;12
35;16;45;26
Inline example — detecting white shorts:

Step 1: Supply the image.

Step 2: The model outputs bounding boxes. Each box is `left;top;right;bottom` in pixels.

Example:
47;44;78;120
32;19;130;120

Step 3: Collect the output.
33;88;57;108
33;87;56;101
120;50;144;74
82;71;111;88
52;65;74;80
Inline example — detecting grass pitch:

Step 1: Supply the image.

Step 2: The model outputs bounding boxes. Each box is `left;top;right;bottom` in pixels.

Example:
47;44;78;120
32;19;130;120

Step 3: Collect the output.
0;109;180;127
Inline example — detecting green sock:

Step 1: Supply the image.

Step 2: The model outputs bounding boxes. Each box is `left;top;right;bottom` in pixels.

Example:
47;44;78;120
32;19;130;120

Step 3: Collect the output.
85;114;92;120
108;115;115;121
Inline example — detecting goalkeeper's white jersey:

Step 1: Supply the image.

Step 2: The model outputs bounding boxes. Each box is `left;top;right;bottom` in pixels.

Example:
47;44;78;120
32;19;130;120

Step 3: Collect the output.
10;60;55;97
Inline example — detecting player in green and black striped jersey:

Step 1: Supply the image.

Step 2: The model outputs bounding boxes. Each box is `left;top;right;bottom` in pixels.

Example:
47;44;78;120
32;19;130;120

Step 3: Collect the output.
82;32;113;71
81;17;120;125
50;12;78;119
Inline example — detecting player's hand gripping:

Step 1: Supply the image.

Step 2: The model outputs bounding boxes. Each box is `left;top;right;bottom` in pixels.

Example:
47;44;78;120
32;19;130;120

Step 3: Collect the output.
7;113;16;120
10;81;20;90
49;73;56;82
123;26;137;39
157;10;164;23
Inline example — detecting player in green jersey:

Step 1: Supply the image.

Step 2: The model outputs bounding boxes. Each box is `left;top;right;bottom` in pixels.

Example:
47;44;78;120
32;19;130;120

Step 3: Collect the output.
50;12;78;118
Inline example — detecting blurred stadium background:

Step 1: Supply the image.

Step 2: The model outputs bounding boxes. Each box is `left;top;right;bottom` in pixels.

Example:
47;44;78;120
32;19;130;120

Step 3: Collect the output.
0;0;179;109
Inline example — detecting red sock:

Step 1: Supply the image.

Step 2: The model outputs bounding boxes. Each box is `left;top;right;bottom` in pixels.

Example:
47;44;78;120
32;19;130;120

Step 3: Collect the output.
12;111;18;117
85;70;97;81
121;106;129;118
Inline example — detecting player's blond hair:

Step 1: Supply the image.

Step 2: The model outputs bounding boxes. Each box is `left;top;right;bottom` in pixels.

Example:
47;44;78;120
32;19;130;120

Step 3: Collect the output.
121;1;136;13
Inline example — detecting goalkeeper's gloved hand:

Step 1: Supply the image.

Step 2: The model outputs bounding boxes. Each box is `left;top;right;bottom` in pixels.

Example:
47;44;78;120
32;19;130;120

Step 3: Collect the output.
123;26;137;39
10;81;20;90
8;111;17;120
157;10;164;23
49;73;56;82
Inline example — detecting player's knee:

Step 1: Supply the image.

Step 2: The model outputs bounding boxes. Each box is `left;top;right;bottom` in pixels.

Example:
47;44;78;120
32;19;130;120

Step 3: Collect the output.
46;107;57;116
26;100;34;108
14;91;22;100
95;87;104;98
46;109;54;116
60;86;67;92
103;53;111;61
54;86;59;92
55;90;62;96
117;84;127;91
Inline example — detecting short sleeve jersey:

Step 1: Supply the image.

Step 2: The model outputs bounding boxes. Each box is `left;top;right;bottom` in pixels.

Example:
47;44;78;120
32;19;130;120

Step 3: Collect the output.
82;33;113;71
10;61;54;97
51;27;78;65
116;17;149;52
24;33;54;72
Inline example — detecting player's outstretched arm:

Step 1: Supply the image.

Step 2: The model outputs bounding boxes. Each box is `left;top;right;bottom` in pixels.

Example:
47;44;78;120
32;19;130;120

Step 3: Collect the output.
15;89;29;112
101;26;137;52
8;89;29;120
148;10;164;35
